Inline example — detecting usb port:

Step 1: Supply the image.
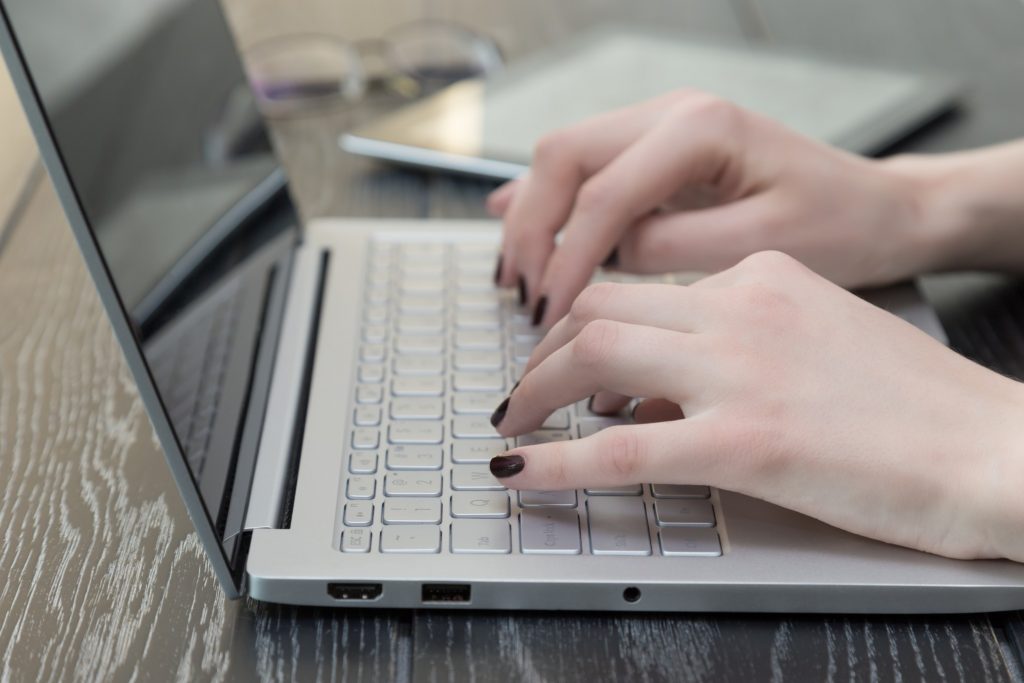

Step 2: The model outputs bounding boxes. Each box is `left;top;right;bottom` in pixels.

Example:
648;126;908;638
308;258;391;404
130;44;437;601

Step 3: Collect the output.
327;583;383;600
422;583;471;603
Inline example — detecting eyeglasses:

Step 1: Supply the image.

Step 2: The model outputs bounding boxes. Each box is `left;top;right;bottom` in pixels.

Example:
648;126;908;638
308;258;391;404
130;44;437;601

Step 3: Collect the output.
244;20;505;117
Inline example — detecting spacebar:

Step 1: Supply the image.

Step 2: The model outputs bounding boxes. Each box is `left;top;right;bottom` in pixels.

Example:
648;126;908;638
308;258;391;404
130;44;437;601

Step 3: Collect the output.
586;498;652;556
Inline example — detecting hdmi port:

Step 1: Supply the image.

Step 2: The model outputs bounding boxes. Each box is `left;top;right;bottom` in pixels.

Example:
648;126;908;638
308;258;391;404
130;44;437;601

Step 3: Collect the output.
327;583;383;600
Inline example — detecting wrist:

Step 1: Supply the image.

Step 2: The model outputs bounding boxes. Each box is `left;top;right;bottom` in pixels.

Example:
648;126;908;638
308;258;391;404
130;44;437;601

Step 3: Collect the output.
882;143;1024;274
972;377;1024;562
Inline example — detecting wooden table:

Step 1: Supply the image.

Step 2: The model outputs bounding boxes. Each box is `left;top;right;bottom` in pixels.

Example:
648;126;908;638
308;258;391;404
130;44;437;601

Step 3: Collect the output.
2;0;1024;679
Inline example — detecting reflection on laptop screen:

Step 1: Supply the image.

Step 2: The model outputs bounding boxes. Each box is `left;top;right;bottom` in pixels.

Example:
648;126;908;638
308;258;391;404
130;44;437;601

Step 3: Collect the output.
2;0;298;535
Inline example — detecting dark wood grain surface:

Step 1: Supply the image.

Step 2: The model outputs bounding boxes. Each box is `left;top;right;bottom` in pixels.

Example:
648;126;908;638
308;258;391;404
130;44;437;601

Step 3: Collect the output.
2;0;1024;680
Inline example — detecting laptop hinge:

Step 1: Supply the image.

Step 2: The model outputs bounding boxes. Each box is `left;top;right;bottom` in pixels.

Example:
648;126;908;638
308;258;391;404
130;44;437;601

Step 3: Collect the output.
243;244;324;531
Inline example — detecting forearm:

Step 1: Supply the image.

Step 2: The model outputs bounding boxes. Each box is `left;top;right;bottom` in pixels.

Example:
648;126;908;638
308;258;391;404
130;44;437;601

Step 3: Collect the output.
885;139;1024;273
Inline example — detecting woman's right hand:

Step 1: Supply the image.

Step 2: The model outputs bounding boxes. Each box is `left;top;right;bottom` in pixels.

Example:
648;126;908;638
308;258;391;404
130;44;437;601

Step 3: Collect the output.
491;90;952;327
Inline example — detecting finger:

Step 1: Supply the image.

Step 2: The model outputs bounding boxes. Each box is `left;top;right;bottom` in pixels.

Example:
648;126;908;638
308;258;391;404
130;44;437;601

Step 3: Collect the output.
615;193;784;275
534;100;741;326
589;391;630;416
495;320;700;437
633;398;684;424
500;94;684;294
524;282;711;375
486;178;520;218
489;421;716;491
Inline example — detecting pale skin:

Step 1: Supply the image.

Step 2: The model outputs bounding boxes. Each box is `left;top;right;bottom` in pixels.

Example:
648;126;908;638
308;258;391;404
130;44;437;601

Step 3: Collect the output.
488;89;1024;563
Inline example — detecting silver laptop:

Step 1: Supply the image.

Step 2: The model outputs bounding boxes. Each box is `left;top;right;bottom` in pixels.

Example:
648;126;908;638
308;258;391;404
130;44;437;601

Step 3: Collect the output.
3;0;1023;613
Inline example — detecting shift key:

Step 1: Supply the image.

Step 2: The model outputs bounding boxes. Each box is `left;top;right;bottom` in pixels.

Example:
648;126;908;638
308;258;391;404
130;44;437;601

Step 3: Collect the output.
586;498;652;556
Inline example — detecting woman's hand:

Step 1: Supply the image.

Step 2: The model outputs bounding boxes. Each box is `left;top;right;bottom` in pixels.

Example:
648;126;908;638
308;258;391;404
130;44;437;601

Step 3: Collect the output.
489;251;1024;562
492;89;946;327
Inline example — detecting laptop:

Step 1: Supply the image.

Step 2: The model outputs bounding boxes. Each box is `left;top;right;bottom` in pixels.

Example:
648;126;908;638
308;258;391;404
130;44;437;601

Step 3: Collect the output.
3;0;1023;613
341;28;962;180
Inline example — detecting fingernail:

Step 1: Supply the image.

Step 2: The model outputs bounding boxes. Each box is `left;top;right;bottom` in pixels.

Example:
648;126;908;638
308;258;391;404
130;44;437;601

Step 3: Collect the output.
489;396;511;428
518;276;528;306
532;296;548;327
490;454;525;478
493;255;503;285
602;247;620;269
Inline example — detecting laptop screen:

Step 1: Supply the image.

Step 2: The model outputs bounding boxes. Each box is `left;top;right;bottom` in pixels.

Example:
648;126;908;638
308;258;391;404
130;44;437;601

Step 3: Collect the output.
1;0;299;574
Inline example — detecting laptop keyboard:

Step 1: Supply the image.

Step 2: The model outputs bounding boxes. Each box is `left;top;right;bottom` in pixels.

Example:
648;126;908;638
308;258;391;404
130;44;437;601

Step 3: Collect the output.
337;240;722;558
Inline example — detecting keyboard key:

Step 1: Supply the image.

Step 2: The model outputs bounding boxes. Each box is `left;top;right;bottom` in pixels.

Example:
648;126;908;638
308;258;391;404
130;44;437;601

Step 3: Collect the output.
363;325;388;343
383;499;442;525
451;520;512;554
384;472;443;497
380;525;441;553
364;305;389;323
456;292;500;312
399;296;444;315
353;405;382;426
392;376;444;397
341;528;372;553
349;452;379;475
451;464;507;491
360;344;386;362
455;311;500;330
390;397;444;420
401;279;444;296
520;509;582;554
343;501;374;526
396;334;444;355
587;498;652;556
386;445;443;470
513;340;536;363
541;409;571;430
453;371;505;392
578;417;627;438
654;499;715;527
519;490;577;507
659;528;722;557
451;492;511;518
352;428;380;450
451;439;507;464
346;476;376;500
358;364;385;383
515;431;572;447
453;391;505;415
585;484;643;496
398;315;445;335
452;416;503;439
356;384;384;404
394;355;444;375
650;484;711;499
454;350;503;371
388;421;444;444
455;330;501;350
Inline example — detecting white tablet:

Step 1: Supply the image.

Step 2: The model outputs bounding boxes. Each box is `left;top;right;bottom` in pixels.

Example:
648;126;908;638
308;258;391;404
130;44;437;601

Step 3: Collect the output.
341;29;960;180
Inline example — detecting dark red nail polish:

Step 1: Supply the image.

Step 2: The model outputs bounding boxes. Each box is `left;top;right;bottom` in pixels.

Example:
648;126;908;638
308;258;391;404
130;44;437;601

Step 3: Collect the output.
490;397;511;428
532;296;548;327
490;454;525;478
518;276;528;306
493;255;504;285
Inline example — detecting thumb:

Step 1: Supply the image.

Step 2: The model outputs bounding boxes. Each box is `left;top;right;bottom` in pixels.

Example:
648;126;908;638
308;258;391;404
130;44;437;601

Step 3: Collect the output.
486;178;522;217
489;422;714;491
